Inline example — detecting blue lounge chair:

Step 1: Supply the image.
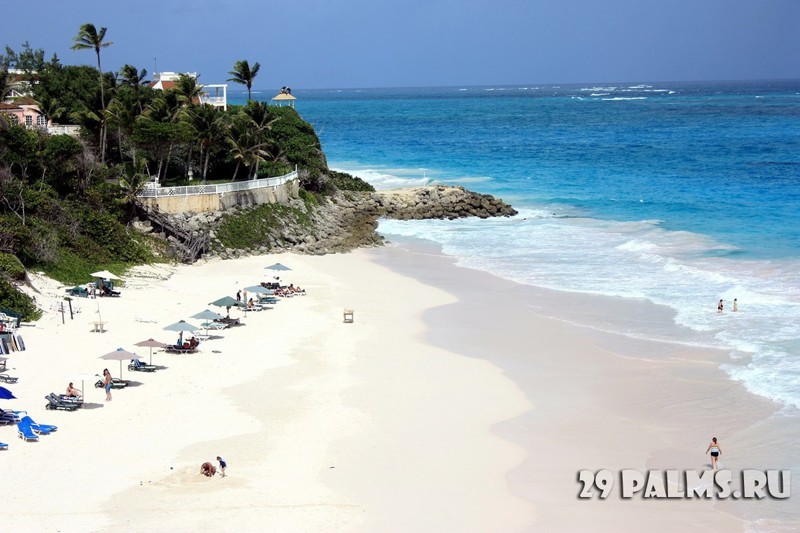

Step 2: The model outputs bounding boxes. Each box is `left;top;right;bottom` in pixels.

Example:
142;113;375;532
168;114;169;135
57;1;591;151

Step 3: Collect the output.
128;359;156;372
0;408;26;425
20;415;57;435
0;441;8;450
17;417;39;442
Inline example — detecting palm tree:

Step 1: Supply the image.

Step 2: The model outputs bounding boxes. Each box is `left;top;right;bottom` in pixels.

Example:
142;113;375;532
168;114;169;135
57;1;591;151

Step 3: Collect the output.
186;104;228;181
119;64;147;87
71;23;113;161
173;73;203;108
118;161;150;222
227;60;260;101
118;64;148;113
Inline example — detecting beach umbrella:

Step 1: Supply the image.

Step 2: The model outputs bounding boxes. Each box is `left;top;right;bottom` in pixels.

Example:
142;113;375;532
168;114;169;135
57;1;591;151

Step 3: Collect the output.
163;320;201;332
265;262;291;271
191;309;224;335
192;309;224;320
134;338;168;366
243;285;272;295
100;348;141;378
163;320;201;347
0;386;16;400
209;296;243;318
90;270;121;280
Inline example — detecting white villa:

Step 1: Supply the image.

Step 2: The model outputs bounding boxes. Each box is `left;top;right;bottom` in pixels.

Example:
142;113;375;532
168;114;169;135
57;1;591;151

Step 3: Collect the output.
149;72;228;110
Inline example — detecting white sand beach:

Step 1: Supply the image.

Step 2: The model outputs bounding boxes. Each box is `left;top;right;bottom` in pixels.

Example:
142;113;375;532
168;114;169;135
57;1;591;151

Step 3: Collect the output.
1;246;796;532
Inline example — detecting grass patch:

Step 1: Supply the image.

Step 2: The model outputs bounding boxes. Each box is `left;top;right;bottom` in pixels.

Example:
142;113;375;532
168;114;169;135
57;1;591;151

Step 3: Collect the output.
215;203;316;250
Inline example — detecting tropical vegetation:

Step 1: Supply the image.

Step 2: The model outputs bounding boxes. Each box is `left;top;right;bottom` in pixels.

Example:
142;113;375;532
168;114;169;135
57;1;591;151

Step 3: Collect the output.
0;24;372;320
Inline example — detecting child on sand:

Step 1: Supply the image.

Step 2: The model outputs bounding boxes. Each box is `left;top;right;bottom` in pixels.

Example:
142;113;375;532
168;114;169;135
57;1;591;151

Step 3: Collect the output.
217;456;227;477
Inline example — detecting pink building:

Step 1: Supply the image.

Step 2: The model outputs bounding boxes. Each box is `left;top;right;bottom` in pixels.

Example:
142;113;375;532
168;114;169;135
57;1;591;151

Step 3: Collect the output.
0;97;51;130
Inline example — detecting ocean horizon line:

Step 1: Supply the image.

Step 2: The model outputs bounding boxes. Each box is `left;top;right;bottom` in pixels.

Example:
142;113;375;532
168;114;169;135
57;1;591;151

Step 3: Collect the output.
236;77;800;94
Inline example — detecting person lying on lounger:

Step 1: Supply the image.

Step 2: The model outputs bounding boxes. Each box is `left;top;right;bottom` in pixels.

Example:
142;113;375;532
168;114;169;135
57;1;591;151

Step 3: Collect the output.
66;382;82;397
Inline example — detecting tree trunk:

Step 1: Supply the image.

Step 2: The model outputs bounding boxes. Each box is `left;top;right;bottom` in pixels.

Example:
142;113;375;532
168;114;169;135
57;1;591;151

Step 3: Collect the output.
203;148;211;180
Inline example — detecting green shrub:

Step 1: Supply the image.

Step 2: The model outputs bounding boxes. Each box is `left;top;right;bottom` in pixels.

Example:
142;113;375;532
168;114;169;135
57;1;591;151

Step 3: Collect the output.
0;253;26;281
0;278;42;322
328;170;375;192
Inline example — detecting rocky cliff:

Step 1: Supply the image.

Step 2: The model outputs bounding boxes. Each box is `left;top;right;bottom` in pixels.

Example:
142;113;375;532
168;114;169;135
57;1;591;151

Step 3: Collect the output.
138;185;517;261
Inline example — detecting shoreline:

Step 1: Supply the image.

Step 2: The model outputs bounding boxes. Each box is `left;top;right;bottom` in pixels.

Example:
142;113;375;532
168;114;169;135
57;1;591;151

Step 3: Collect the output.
369;238;799;530
2;245;797;531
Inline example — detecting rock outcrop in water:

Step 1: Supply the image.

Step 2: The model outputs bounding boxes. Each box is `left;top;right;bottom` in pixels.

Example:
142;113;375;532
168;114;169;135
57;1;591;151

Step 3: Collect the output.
138;185;517;261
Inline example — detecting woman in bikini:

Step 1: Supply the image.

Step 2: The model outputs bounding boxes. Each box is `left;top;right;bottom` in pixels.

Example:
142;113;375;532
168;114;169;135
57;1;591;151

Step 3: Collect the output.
706;437;722;470
66;382;82;398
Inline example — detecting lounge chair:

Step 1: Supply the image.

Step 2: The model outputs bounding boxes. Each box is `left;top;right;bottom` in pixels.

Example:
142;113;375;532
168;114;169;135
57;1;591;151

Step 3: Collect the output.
0;442;7;450
100;286;121;297
202;321;228;331
20;415;57;435
59;394;84;407
164;345;198;354
0;373;18;383
44;393;79;411
17;417;39;442
93;377;129;389
128;359;157;372
0;408;26;425
215;317;241;327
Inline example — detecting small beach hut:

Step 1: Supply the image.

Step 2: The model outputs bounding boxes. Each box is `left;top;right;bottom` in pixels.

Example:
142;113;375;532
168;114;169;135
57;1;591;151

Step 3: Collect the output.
271;93;296;107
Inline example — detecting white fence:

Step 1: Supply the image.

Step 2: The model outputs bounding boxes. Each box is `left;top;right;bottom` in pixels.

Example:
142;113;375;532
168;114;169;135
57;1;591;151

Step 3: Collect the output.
137;169;298;198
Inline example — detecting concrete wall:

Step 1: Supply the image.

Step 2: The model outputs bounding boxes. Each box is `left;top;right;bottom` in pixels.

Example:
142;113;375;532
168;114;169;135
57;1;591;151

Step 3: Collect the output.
140;179;299;214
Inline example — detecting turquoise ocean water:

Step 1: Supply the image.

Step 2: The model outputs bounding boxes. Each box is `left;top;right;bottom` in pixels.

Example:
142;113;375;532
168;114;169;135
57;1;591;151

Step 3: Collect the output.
242;81;800;409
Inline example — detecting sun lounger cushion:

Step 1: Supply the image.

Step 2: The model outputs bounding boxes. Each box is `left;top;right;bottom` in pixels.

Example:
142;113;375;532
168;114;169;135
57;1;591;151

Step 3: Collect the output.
17;418;39;441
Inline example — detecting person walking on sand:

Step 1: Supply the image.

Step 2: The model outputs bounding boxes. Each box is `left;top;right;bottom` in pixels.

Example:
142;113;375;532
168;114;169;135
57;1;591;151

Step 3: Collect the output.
217;456;227;477
733;298;739;312
103;368;112;401
717;299;724;314
706;437;722;470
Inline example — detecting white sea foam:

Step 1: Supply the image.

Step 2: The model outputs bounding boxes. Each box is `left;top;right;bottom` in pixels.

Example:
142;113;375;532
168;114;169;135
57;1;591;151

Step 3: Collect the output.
602;97;648;101
330;165;432;190
378;209;800;408
590;93;610;97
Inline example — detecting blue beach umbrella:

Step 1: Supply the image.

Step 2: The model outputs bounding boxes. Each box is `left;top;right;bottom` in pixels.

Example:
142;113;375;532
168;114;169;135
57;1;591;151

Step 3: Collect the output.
265;263;291;271
0;386;16;400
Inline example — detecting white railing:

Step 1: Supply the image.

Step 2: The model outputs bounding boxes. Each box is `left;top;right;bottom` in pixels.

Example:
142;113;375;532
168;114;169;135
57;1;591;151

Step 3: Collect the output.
48;124;81;136
137;169;298;198
199;96;226;106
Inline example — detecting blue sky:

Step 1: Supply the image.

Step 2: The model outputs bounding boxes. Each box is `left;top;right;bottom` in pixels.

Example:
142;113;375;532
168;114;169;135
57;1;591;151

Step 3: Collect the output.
3;0;799;90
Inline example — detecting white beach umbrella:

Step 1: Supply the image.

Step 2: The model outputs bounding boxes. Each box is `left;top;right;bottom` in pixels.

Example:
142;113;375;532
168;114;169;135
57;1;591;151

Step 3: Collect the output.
90;270;122;280
99;348;141;378
134;338;168;366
